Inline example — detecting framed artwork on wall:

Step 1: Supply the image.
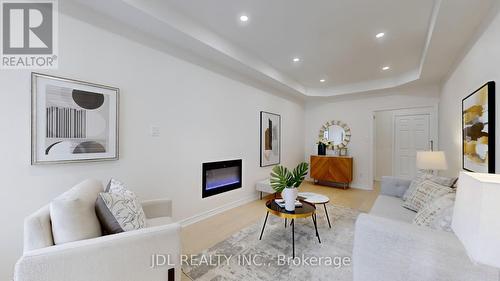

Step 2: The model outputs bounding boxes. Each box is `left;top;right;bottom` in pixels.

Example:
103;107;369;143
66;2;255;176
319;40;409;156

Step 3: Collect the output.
462;81;495;173
260;111;281;167
31;73;119;164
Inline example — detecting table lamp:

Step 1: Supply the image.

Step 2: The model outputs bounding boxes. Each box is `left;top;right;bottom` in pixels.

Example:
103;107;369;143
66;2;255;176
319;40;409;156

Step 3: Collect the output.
453;172;500;279
416;151;448;173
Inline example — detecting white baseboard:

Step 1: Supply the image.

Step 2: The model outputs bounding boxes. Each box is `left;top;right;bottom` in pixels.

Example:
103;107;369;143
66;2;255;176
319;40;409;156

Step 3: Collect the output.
178;193;259;227
349;184;373;190
307;179;373;191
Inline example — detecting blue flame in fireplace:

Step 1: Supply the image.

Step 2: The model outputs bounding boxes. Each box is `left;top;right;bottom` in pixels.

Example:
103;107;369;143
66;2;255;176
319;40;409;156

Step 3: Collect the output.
206;177;241;190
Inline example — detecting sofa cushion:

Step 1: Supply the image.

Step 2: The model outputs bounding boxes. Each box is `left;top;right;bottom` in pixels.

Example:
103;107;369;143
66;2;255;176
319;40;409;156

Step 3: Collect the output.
380;176;412;198
96;191;146;234
353;214;498;281
49;179;104;245
402;171;456;201
369;195;416;223
403;180;453;212
413;192;456;232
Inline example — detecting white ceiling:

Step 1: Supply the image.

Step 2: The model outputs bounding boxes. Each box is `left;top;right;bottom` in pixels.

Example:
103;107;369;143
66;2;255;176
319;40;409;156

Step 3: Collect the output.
165;0;435;90
69;0;496;98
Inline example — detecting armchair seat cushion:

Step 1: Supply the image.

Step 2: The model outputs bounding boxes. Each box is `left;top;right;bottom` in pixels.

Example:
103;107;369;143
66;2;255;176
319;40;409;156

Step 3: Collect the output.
147;217;173;227
370;195;415;223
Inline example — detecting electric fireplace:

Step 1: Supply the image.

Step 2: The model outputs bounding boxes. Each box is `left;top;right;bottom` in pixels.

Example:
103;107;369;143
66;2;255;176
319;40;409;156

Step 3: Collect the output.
202;159;242;198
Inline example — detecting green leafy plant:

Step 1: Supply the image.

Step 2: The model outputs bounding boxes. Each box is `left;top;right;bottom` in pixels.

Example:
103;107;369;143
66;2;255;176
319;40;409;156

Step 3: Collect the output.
270;162;309;193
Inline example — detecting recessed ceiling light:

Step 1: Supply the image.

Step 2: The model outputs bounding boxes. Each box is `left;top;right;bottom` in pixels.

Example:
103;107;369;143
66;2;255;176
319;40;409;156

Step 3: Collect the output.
376;32;385;38
382;66;390;71
320;79;326;83
292;57;300;62
239;15;249;22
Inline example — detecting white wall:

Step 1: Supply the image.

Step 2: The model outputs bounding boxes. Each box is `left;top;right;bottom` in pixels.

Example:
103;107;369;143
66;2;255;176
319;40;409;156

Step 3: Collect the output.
305;85;439;189
374;111;393;181
0;13;305;280
439;10;500;178
374;107;438;180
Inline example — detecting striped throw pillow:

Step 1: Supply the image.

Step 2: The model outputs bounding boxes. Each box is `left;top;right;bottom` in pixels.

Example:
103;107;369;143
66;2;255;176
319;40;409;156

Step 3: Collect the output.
403;180;453;212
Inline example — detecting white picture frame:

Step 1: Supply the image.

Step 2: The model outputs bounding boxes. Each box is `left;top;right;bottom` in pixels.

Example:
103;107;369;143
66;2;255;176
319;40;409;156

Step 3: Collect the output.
31;73;119;164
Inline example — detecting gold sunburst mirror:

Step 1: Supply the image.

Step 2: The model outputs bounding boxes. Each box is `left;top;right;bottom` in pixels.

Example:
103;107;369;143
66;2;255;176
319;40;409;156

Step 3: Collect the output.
318;120;351;150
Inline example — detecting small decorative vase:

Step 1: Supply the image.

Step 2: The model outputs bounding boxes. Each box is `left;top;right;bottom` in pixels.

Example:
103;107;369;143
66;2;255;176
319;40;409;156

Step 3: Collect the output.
318;143;326;155
281;188;298;211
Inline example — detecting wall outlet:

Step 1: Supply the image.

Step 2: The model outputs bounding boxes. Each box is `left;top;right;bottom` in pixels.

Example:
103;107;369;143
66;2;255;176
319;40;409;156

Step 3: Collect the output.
150;125;160;137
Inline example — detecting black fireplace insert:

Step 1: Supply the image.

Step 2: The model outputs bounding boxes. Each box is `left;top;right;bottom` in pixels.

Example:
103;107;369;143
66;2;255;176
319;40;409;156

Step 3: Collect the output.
202;159;242;198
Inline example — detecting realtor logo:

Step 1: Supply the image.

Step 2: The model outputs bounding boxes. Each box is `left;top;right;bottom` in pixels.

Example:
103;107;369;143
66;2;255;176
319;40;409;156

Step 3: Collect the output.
1;0;58;69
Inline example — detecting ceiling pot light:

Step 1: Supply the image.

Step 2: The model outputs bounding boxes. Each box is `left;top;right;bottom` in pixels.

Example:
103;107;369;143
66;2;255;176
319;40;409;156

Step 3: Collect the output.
376;32;385;38
382;66;390;71
320;79;326;83
292;57;300;62
239;15;249;22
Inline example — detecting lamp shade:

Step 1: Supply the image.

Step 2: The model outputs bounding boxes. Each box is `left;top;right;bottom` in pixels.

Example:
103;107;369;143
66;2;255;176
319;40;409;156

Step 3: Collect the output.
452;172;500;268
416;151;448;170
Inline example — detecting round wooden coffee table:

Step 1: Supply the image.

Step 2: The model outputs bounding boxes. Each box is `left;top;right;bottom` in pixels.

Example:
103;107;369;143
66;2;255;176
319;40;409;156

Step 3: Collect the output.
298;192;332;228
259;199;321;258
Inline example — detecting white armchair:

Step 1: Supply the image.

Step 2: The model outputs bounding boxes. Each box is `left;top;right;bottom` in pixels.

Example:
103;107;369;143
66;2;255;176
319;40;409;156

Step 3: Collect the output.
14;180;181;281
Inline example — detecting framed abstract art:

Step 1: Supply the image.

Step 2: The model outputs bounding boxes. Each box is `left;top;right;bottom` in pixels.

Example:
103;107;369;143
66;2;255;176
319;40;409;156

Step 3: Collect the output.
260;111;280;167
31;73;119;164
462;81;495;173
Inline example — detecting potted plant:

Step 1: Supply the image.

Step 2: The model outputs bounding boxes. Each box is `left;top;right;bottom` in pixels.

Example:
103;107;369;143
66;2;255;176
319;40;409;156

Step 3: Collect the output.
270;162;309;211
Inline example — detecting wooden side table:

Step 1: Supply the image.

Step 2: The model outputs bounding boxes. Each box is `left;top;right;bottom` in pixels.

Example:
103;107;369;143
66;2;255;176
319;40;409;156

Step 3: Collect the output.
310;155;353;189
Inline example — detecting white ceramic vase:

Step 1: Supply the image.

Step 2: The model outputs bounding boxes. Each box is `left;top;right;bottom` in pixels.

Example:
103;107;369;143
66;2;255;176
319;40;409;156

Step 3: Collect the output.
281;187;298;211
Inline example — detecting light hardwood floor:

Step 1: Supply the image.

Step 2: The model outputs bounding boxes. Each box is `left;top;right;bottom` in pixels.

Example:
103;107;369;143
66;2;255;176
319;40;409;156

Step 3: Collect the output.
181;181;380;280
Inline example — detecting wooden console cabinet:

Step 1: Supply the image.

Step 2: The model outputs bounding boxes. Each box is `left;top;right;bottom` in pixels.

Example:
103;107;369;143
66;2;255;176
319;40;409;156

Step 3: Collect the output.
310;155;353;189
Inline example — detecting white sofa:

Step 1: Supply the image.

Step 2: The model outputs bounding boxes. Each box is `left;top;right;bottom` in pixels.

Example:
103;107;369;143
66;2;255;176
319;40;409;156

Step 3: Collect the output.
14;179;181;281
353;176;497;281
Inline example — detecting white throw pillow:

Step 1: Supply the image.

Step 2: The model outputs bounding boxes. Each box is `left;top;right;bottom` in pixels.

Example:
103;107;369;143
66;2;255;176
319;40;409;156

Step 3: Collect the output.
50;198;102;244
95;192;146;234
49;179;104;245
413;192;456;232
106;178;137;198
402;171;456;201
402;180;453;212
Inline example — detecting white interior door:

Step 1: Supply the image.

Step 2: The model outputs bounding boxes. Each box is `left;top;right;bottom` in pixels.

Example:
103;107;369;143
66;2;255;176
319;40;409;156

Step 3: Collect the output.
394;114;430;179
